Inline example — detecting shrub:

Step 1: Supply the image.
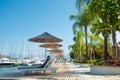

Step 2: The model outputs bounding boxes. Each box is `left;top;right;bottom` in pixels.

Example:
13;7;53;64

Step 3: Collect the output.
87;60;96;64
73;59;96;64
94;58;105;65
73;60;81;63
93;58;120;67
80;59;88;63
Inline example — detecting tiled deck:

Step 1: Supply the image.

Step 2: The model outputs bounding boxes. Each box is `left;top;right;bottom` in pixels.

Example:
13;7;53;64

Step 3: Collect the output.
0;63;120;80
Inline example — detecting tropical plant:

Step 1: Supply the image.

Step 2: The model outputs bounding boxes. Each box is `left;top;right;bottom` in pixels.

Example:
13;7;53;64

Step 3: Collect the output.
88;34;104;60
89;0;120;59
70;7;95;60
69;31;86;61
76;0;91;14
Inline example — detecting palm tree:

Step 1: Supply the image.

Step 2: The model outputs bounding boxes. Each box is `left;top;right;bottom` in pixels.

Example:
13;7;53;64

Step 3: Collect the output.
75;31;85;60
70;0;95;60
89;0;120;59
107;0;120;46
88;34;104;60
69;31;85;61
70;7;94;60
68;44;78;60
90;19;111;60
76;0;91;14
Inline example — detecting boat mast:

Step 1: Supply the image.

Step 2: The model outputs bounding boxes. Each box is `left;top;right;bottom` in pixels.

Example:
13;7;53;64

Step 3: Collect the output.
4;41;8;59
23;37;27;59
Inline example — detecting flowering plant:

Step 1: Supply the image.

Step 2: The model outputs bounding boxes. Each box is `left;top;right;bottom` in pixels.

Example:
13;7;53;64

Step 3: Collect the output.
94;58;120;67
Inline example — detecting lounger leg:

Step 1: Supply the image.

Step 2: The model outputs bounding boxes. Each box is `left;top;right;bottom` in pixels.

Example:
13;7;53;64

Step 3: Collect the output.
30;71;32;74
43;71;46;74
26;71;28;75
22;71;27;75
36;71;39;75
22;71;25;76
51;70;56;74
28;71;32;75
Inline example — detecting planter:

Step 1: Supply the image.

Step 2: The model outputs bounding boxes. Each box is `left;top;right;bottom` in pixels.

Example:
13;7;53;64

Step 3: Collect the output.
80;63;91;68
90;65;120;75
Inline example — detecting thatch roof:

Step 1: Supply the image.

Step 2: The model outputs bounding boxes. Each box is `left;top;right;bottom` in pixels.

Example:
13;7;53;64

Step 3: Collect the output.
40;43;62;48
28;32;63;43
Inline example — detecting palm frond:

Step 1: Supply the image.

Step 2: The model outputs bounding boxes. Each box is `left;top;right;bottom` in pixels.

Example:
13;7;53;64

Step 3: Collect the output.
73;22;83;34
70;14;79;20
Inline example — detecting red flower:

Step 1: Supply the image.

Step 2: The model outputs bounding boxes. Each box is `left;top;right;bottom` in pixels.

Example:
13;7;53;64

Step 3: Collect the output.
119;41;120;44
112;45;116;48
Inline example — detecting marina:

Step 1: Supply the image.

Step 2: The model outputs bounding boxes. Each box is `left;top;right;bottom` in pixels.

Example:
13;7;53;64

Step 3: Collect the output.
1;0;120;80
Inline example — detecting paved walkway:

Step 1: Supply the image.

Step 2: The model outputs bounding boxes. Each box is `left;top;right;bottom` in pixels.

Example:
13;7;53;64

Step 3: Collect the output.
0;63;120;80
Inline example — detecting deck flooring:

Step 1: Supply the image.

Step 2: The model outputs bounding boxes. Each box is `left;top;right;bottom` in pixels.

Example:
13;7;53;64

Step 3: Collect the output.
0;63;120;80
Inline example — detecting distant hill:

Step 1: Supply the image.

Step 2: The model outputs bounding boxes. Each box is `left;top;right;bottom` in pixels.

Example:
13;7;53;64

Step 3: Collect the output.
0;55;17;59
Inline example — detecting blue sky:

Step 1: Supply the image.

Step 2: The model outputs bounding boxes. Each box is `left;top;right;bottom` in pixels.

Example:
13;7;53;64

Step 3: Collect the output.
0;0;76;59
0;0;120;59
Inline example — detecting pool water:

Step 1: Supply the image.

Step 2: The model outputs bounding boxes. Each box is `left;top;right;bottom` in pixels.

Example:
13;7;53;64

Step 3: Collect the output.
0;67;19;75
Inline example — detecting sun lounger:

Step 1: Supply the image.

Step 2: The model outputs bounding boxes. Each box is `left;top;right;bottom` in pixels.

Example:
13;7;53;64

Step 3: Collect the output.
17;56;58;75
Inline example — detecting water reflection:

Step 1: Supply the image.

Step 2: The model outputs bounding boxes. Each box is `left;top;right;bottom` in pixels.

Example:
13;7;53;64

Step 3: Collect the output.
0;67;19;75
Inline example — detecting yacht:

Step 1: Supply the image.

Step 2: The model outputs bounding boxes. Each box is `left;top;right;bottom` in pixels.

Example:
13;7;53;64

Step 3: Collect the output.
0;58;15;66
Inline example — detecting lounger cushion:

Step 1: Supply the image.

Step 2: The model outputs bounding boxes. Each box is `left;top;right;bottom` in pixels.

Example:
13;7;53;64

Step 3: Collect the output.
42;55;50;68
18;55;51;69
18;66;38;69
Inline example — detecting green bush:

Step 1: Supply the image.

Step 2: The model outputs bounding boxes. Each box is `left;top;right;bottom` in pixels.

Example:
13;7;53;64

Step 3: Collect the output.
80;59;88;63
73;60;81;63
87;60;96;64
73;59;96;64
94;58;105;65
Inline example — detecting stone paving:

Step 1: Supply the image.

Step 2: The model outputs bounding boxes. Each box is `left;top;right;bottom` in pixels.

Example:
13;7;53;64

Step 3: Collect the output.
0;63;120;80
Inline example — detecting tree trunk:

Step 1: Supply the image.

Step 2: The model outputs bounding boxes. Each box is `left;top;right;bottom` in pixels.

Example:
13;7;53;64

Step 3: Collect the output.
112;30;116;45
78;50;80;61
85;25;89;60
104;35;109;60
112;30;117;58
78;43;81;61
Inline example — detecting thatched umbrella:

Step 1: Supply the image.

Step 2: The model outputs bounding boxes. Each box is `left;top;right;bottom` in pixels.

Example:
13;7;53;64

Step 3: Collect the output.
40;43;62;48
47;49;64;59
47;49;63;54
55;53;64;58
28;32;63;43
28;32;63;59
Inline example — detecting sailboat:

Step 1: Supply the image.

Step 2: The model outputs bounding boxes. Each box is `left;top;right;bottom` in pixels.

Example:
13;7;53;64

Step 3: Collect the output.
0;42;15;66
18;37;32;66
18;38;44;67
0;58;15;66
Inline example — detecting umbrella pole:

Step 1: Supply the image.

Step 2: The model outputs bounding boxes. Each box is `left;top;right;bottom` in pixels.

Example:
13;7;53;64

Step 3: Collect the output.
45;48;46;60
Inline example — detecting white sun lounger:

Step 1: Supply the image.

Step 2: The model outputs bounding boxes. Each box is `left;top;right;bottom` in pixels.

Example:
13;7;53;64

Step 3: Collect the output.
18;56;58;75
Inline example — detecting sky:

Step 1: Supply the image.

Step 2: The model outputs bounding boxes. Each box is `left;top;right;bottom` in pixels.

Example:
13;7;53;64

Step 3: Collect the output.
0;0;77;59
0;0;120;59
